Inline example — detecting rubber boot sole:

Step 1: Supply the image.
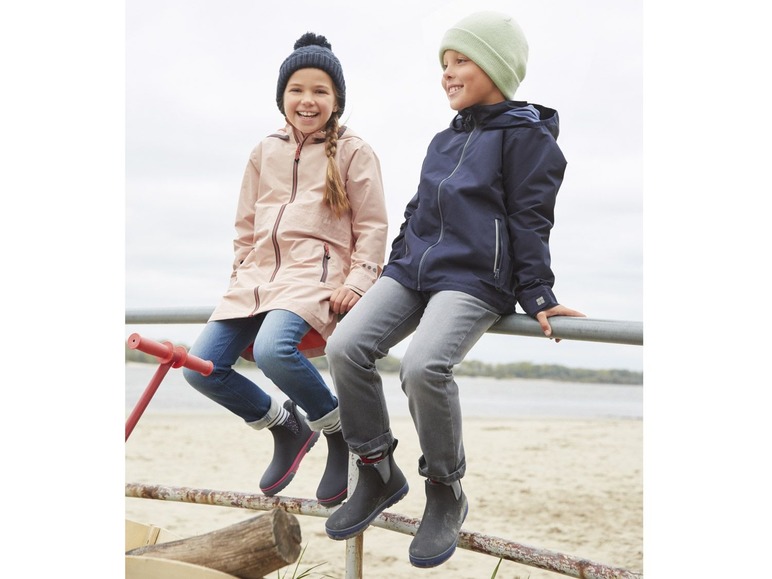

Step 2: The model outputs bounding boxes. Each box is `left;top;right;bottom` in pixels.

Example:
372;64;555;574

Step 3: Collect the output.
318;487;348;508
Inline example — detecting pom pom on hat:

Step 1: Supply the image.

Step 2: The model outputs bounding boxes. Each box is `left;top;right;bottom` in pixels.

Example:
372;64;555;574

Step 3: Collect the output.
276;32;346;115
293;32;331;51
439;11;529;99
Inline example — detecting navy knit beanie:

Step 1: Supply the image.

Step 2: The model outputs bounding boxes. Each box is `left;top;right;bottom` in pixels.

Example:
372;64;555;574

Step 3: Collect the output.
276;32;346;115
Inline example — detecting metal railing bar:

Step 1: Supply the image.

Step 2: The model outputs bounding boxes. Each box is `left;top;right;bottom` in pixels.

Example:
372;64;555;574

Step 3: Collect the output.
125;307;643;346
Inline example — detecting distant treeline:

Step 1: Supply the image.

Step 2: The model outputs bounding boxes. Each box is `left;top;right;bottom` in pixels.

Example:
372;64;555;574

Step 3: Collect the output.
126;343;642;385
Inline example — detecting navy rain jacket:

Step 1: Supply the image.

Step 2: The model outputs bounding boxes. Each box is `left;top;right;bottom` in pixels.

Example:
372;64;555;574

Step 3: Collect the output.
382;100;567;317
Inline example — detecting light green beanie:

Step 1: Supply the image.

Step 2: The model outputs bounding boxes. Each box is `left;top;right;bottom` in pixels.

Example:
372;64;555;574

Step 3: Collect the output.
439;11;529;99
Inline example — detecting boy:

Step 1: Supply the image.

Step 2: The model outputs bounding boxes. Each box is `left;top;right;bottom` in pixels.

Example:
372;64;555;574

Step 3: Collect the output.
324;11;584;568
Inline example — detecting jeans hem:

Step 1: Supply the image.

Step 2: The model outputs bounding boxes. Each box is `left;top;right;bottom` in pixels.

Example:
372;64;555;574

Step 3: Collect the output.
247;397;281;430
348;431;394;458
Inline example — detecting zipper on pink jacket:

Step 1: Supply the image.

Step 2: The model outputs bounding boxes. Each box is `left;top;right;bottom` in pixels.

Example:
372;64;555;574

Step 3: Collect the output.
268;135;308;283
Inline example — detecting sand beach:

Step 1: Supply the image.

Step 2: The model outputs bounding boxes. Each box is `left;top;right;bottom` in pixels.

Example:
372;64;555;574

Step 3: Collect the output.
125;397;642;578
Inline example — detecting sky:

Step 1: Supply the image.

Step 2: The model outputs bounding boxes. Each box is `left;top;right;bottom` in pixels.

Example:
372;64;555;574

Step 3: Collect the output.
124;0;644;371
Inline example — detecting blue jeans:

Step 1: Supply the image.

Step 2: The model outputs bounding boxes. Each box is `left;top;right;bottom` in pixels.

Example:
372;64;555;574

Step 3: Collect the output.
183;310;338;425
326;276;501;484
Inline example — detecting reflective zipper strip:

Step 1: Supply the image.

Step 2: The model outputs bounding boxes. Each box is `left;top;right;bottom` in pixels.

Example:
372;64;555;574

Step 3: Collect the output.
494;218;501;280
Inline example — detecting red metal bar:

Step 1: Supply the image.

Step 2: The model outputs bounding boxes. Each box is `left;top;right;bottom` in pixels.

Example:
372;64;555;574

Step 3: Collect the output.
125;334;214;441
127;333;213;375
125;362;172;441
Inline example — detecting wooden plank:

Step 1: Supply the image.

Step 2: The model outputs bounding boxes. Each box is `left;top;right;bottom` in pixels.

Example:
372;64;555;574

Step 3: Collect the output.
125;519;183;551
126;556;238;579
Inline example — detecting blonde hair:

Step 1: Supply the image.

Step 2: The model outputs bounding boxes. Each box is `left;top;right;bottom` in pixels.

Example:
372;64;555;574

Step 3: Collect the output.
323;114;349;218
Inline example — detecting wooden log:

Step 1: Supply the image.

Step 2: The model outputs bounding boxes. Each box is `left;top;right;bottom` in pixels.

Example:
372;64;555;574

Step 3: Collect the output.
126;509;301;579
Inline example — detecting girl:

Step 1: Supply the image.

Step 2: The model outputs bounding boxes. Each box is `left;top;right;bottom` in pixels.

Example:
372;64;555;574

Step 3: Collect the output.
183;33;388;508
324;12;584;567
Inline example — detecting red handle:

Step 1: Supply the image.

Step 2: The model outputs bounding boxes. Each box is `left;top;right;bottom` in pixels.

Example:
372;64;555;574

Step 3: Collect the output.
127;333;213;376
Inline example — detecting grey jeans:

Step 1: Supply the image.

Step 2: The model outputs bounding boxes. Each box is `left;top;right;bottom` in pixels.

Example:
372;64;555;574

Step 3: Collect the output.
326;276;501;483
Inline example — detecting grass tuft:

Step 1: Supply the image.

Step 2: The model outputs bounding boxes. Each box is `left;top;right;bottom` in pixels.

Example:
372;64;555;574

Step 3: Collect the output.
277;544;333;579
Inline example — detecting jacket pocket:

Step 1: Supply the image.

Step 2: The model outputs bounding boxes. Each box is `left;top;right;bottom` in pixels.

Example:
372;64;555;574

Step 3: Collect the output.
492;218;515;293
493;218;502;287
320;243;331;283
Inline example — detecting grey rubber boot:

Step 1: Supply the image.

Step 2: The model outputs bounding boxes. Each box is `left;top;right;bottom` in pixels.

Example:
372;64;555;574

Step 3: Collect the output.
316;430;349;507
408;479;468;568
325;440;409;540
259;400;319;496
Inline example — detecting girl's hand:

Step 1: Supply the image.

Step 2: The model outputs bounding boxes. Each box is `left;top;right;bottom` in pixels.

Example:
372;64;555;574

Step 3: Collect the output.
536;305;586;342
330;286;361;315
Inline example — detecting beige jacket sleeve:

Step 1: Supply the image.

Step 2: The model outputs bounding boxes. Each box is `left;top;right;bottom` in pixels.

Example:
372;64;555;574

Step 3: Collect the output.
342;142;389;295
230;144;261;278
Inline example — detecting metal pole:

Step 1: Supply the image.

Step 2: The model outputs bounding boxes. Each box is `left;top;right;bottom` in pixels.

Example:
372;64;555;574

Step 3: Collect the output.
344;452;363;579
125;306;214;324
125;307;643;346
490;314;643;346
125;362;172;441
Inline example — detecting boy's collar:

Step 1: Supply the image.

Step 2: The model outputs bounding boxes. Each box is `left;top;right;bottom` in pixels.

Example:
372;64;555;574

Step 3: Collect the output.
452;100;544;131
453;101;516;129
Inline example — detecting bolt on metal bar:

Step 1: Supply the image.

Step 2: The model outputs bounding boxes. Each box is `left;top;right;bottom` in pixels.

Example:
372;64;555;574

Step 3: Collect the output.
125;307;643;346
125;483;641;579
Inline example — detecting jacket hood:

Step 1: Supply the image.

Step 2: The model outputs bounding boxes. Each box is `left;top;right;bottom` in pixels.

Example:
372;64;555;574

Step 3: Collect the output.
450;100;560;139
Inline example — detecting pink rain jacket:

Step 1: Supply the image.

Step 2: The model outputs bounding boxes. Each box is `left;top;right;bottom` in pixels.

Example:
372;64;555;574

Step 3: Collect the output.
209;124;388;343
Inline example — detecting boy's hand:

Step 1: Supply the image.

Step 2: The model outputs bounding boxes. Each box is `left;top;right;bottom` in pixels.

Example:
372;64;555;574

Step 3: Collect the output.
329;286;361;315
536;305;586;342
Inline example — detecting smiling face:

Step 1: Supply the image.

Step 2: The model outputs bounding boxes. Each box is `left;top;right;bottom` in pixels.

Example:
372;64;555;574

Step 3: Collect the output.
283;68;339;135
441;50;506;111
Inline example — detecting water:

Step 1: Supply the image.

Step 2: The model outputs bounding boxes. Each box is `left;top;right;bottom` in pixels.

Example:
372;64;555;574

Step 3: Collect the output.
125;362;642;420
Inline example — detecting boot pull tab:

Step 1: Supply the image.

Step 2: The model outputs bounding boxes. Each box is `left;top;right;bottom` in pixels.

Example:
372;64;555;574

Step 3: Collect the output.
429;479;463;500
448;480;462;500
359;438;400;485
372;456;392;484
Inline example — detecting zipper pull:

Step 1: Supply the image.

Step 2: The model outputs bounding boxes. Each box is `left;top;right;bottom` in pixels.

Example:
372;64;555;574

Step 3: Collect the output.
323;242;330;259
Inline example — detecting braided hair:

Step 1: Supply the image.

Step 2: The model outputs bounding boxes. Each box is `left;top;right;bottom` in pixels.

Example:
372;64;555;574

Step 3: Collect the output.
323;111;349;217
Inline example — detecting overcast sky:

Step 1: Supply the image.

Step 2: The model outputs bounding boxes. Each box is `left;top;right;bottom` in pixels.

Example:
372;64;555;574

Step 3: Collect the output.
125;0;643;370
